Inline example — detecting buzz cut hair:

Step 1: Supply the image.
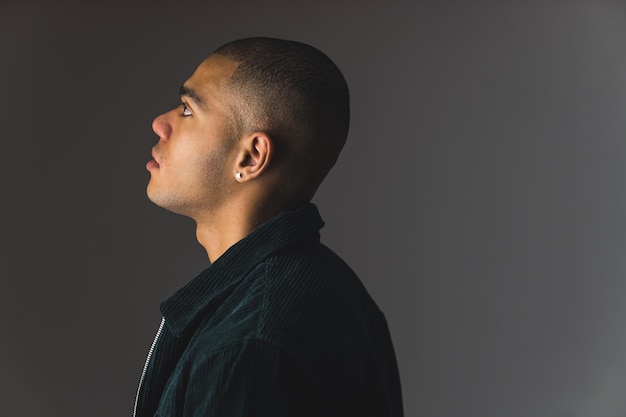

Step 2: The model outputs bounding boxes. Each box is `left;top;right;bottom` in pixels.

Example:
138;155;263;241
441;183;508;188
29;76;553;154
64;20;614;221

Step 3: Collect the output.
213;37;350;200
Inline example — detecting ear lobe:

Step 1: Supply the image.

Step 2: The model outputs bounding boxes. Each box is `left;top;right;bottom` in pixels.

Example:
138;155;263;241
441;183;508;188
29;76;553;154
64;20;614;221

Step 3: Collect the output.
235;132;273;180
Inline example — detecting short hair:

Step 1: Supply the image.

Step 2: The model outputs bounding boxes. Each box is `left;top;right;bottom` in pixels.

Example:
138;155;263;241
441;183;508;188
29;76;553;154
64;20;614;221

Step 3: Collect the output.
214;37;350;201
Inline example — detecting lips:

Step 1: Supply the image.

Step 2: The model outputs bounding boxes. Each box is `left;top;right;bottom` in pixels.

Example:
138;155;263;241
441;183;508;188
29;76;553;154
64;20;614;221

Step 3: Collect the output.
147;148;161;170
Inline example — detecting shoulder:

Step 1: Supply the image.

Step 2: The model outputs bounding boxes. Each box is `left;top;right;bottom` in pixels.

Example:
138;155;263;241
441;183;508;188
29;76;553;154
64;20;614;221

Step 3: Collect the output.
256;243;384;353
187;241;382;358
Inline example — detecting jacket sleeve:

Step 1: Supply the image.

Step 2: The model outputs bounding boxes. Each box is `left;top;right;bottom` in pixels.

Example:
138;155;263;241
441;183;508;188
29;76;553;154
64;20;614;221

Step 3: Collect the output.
183;338;316;417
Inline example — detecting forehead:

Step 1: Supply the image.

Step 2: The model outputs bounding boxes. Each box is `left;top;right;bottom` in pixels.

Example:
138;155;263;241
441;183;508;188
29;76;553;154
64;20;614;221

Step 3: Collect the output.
185;54;239;100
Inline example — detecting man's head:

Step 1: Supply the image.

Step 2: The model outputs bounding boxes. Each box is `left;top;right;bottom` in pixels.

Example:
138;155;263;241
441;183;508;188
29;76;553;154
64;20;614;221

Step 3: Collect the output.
148;37;350;220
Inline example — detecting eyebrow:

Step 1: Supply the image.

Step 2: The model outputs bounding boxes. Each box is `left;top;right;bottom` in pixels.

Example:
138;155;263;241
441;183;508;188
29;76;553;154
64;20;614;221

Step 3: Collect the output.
179;85;205;109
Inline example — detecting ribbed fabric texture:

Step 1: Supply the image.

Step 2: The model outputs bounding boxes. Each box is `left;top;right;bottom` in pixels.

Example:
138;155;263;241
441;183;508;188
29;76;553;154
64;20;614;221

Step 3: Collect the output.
134;203;404;417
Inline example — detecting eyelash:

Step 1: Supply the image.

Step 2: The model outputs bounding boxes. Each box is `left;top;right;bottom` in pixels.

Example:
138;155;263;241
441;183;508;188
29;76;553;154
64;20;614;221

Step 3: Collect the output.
181;102;192;116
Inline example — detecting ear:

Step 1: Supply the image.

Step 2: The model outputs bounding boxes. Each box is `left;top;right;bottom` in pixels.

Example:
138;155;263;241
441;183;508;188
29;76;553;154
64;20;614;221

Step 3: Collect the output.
233;132;274;182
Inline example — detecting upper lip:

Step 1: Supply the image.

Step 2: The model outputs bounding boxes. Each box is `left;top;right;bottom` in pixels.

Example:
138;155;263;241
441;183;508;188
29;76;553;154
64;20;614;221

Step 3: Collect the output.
151;148;160;164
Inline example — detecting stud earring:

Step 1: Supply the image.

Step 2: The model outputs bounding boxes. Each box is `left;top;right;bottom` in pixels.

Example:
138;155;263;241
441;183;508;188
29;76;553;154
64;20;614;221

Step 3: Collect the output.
235;172;242;179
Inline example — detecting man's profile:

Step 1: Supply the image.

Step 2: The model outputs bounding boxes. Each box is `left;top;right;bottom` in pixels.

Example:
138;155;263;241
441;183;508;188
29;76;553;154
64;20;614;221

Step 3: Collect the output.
134;37;403;417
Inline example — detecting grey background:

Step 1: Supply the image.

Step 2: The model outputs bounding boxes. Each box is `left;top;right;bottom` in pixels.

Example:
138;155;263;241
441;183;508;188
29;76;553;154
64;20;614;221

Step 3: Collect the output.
3;1;626;416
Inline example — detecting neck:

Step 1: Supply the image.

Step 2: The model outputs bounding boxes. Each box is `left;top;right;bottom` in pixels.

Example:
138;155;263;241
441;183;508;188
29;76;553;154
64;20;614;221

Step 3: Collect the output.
193;195;287;262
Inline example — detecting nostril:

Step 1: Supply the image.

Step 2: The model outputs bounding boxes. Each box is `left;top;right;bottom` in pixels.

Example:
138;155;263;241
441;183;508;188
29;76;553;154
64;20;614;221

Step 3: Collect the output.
152;113;171;141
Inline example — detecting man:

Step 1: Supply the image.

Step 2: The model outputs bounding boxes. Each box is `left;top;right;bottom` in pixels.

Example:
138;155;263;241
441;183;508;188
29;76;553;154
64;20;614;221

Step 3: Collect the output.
134;37;403;417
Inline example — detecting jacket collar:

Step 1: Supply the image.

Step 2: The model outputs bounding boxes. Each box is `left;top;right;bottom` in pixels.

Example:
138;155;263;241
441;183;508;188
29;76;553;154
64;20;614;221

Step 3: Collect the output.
159;203;325;336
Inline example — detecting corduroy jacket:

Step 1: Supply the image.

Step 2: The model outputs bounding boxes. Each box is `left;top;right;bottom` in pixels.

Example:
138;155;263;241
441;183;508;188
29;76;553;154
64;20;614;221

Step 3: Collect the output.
133;203;403;417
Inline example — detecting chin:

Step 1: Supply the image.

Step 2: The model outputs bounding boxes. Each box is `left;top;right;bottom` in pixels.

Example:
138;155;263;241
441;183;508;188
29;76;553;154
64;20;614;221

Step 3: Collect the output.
146;187;191;217
146;183;167;208
146;182;158;204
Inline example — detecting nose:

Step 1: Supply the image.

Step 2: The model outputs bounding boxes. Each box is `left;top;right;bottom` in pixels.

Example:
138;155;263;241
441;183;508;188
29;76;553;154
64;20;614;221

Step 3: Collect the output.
152;111;172;141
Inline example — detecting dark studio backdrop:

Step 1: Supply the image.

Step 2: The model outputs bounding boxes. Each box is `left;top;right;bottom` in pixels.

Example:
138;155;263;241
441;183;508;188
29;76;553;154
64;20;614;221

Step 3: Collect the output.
3;1;626;416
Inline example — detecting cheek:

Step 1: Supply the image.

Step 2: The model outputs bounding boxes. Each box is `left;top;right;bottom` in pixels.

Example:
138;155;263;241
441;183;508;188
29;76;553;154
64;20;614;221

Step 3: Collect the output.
199;146;230;181
174;141;230;185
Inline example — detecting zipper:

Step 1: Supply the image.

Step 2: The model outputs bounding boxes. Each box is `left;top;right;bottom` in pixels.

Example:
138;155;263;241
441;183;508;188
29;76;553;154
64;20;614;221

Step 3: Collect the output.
133;317;165;417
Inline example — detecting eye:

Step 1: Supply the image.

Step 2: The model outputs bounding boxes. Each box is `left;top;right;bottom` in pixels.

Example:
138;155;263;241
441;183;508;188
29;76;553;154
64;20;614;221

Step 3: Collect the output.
181;103;192;116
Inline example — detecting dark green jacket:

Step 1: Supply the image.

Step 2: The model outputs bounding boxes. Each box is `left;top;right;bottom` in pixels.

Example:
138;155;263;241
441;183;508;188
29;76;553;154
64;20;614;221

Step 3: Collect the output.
133;204;403;416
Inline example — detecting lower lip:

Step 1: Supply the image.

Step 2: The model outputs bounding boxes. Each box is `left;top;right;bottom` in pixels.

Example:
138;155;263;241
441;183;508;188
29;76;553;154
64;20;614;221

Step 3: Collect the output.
146;159;160;170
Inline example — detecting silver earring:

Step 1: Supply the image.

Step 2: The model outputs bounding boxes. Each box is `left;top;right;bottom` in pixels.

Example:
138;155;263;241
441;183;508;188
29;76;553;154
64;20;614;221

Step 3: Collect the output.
235;172;242;179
